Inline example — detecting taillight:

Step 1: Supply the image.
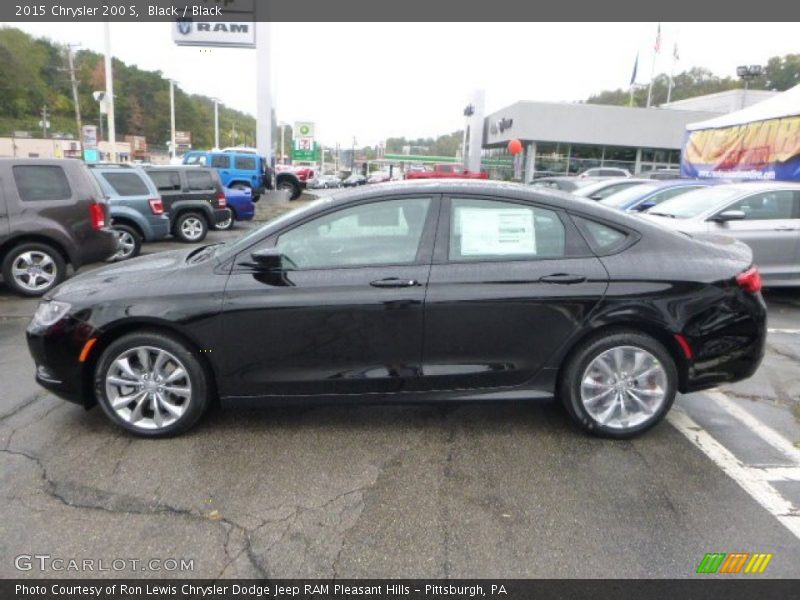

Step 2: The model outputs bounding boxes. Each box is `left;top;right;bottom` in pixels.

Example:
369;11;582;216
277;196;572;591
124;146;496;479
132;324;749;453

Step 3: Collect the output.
89;203;106;230
148;198;164;215
736;266;762;294
217;192;227;208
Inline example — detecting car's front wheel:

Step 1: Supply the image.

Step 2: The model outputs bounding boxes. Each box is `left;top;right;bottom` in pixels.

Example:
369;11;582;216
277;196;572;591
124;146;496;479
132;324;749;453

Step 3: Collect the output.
1;242;66;297
173;212;208;243
559;330;677;438
94;331;211;437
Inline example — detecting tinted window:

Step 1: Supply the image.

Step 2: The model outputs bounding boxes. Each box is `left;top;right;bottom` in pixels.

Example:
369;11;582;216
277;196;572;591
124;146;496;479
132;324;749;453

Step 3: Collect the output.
649;187;742;218
575;217;627;252
728;191;797;220
646;185;703;205
102;172;150;197
449;198;565;260
13;166;71;201
187;170;214;190
211;155;231;169
147;170;181;192
275;197;431;269
185;154;207;165
234;156;256;170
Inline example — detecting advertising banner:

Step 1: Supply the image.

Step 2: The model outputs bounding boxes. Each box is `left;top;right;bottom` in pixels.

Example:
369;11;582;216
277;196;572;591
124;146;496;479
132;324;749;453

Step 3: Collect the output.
681;115;800;181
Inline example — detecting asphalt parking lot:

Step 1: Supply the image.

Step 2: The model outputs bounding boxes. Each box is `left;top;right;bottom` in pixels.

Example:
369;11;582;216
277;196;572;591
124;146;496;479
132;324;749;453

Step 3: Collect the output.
0;221;799;579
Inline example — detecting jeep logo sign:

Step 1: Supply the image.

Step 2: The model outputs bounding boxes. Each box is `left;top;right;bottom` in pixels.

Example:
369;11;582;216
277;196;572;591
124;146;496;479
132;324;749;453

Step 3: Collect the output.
172;20;256;48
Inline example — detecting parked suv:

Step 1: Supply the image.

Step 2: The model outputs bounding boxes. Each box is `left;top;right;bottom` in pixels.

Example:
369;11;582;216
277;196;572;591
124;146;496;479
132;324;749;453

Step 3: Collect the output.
182;150;271;202
0;158;116;296
142;166;231;243
88;164;170;260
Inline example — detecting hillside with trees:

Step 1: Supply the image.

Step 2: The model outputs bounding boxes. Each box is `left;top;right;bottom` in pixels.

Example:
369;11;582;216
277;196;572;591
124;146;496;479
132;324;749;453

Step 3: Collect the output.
0;26;258;148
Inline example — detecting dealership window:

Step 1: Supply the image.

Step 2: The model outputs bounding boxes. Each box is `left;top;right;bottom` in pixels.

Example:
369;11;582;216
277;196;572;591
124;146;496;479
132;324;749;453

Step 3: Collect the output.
102;172;150;197
275;197;432;269
148;170;181;191
13;166;71;201
187;170;215;190
211;155;231;169
449;198;565;261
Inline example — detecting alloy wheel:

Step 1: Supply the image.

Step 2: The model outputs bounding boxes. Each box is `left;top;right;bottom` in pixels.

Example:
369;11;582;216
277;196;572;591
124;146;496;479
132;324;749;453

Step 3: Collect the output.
104;346;193;430
113;230;137;260
580;345;668;430
10;251;58;293
180;217;204;241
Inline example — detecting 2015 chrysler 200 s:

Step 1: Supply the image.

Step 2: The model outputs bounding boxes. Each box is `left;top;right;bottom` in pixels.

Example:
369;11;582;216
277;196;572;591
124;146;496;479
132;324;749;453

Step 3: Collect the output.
26;181;767;438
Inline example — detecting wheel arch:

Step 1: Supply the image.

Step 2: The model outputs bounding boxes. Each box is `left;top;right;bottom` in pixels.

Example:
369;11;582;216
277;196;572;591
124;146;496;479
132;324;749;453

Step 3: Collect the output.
109;216;145;239
0;234;72;266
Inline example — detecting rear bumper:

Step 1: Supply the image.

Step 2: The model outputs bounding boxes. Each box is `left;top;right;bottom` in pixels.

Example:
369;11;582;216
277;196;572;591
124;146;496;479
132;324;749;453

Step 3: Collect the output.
212;208;232;225
229;201;255;221
143;215;171;241
73;228;118;268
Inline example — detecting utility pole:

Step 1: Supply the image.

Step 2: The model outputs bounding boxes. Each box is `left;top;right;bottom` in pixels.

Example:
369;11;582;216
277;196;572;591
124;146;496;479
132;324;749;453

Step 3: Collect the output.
61;44;82;141
40;105;49;138
103;22;116;162
212;98;220;149
169;79;176;160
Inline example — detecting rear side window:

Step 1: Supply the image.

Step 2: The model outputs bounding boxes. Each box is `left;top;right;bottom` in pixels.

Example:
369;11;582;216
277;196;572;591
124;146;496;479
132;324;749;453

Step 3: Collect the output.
234;156;256;170
574;216;628;253
728;191;797;220
102;172;150;197
187;170;214;190
211;155;231;168
148;170;181;192
449;198;566;261
13;166;71;201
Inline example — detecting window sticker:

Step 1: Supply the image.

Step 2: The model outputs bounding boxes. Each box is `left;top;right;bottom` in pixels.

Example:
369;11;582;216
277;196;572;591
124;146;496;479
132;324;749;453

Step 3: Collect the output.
458;208;536;256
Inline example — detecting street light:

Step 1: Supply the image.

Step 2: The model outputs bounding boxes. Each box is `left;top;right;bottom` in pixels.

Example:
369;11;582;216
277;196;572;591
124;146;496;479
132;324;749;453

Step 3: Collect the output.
212;98;220;150
168;79;176;160
737;64;763;108
277;121;288;164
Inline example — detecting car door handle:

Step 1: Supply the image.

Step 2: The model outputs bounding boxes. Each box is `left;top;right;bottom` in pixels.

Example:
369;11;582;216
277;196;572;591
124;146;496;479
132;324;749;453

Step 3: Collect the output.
370;277;419;288
539;273;586;284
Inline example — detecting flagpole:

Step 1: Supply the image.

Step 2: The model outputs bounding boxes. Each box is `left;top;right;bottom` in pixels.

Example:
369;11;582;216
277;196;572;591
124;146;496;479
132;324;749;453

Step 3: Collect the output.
646;23;661;108
666;42;678;104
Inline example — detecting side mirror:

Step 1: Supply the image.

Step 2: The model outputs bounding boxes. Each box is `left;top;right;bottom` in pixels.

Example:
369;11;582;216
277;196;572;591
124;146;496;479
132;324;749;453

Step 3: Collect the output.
711;210;746;222
249;248;284;270
636;201;655;212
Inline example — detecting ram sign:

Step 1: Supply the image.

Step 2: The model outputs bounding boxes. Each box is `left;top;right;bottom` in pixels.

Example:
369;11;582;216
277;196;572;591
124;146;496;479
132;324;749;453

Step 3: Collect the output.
172;20;256;48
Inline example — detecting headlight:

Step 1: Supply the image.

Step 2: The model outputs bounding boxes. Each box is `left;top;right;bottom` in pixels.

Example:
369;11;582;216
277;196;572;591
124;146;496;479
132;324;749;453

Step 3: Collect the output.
31;301;72;328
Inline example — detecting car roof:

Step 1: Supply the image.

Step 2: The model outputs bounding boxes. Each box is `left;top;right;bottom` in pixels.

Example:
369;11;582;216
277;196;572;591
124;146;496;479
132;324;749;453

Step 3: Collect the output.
707;181;800;193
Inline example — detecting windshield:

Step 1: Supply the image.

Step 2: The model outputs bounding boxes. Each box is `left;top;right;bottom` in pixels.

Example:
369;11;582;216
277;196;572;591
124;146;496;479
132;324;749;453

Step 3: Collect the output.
647;187;742;218
600;183;659;209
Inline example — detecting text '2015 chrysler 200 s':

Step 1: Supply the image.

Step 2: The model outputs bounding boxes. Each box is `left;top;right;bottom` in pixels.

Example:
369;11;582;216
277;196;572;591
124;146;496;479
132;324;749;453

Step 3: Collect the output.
26;181;767;438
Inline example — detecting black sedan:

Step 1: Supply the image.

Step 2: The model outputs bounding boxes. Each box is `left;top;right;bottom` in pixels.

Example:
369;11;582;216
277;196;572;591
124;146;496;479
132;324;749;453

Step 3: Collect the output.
26;181;766;438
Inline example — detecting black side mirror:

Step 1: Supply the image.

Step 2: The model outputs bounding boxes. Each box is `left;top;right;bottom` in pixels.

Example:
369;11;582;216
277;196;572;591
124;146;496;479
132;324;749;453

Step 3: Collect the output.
636;201;655;211
249;248;284;270
711;210;746;222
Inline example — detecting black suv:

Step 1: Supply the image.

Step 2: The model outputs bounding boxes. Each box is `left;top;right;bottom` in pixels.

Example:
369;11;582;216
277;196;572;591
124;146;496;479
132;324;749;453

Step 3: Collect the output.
142;166;231;243
0;158;117;297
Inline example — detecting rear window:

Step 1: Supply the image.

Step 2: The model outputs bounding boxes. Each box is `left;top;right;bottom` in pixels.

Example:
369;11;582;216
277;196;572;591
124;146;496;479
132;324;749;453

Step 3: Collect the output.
574;217;628;253
187;170;215;190
102;172;150;197
211;155;231;168
147;170;181;192
13;166;72;201
234;156;256;170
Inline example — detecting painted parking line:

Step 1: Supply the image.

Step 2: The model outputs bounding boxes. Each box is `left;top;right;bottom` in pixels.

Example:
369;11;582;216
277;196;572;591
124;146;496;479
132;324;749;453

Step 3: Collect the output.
767;328;800;335
667;407;800;540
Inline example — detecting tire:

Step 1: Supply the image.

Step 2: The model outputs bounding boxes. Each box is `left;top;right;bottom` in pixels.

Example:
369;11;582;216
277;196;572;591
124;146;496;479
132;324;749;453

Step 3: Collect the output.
110;224;142;261
1;242;66;297
173;211;208;243
277;178;301;200
94;330;211;437
558;329;677;439
215;211;236;231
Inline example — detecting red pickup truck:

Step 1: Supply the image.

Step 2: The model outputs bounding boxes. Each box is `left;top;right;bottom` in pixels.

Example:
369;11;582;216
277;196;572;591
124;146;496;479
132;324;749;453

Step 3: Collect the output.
404;164;488;180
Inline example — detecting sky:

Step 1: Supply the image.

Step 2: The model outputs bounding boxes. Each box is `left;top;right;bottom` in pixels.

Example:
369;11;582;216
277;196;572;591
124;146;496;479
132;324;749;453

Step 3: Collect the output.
7;22;799;147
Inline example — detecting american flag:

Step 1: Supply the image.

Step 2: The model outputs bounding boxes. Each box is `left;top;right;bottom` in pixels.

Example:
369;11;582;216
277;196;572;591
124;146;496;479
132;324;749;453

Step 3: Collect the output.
654;24;662;53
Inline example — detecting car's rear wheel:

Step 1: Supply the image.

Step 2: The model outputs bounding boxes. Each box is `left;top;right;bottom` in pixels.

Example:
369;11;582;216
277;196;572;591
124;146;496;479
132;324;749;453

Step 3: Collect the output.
173;212;208;243
277;179;301;200
110;224;142;261
1;242;66;297
215;211;235;230
559;330;677;438
94;331;211;437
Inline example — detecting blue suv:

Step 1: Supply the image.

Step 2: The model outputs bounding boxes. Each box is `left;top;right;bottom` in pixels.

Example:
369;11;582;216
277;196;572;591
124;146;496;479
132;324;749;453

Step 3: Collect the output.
183;150;270;201
88;164;170;261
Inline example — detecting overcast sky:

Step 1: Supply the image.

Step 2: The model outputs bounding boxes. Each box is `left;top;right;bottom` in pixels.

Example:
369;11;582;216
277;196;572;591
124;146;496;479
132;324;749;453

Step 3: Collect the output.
8;22;799;146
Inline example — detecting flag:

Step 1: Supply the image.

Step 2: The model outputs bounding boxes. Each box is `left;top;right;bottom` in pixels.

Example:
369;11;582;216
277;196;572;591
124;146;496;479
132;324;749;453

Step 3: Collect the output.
673;42;679;61
630;52;639;85
654;23;662;53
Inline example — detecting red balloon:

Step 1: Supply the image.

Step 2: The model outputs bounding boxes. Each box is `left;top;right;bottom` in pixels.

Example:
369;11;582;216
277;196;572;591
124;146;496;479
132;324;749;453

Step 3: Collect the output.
507;139;523;155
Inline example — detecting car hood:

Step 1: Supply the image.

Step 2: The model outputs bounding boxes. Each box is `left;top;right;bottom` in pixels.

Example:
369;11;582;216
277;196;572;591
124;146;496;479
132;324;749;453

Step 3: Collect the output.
48;248;196;302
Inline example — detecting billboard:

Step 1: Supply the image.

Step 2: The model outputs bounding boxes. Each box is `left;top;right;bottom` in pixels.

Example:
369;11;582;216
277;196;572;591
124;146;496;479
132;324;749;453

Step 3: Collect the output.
681;115;800;181
174;131;192;145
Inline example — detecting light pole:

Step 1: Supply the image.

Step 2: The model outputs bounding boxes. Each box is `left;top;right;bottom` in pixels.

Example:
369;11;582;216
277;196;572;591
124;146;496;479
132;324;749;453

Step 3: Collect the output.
277;121;287;164
169;79;176;160
212;98;220;149
103;22;116;162
736;65;763;109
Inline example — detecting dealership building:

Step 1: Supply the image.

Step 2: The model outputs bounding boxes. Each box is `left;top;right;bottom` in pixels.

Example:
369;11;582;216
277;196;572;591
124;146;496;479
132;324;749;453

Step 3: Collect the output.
482;89;778;180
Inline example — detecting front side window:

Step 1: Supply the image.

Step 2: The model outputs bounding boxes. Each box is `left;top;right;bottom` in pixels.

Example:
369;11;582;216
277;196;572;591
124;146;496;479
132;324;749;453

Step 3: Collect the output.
13;166;71;201
449;198;565;261
187;170;214;190
275;197;432;269
185;154;207;165
727;191;797;220
102;172;150;197
147;171;181;192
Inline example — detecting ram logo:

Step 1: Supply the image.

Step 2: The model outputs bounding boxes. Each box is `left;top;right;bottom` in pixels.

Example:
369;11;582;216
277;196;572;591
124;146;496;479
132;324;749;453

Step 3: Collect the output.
177;19;192;35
